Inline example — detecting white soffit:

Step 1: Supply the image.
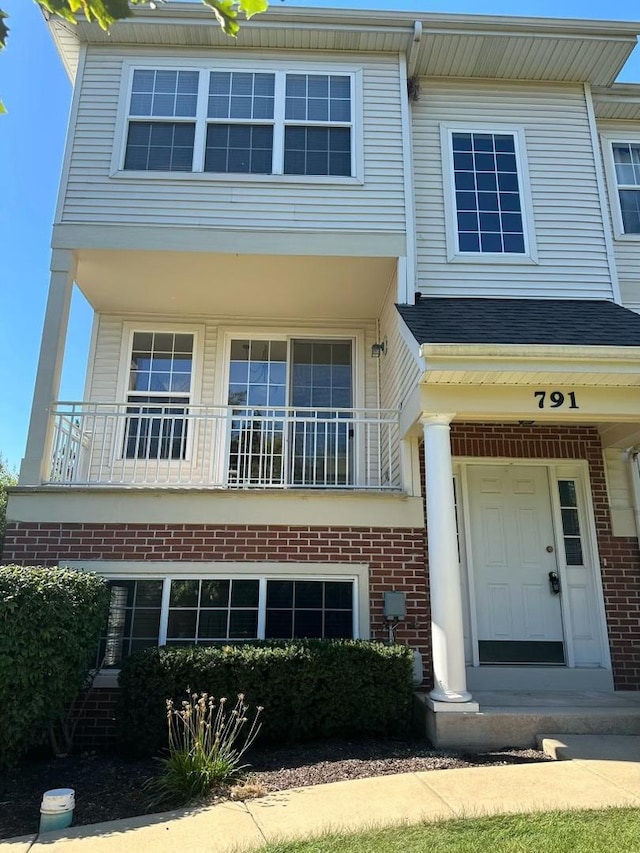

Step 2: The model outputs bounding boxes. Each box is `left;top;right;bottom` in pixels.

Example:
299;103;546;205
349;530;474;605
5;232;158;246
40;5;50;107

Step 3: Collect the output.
47;5;640;87
593;84;640;120
74;250;396;320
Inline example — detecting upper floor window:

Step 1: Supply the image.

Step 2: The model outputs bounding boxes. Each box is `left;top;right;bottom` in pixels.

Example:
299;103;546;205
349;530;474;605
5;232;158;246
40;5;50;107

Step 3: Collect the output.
611;142;640;235
124;330;194;460
441;125;536;263
122;67;354;178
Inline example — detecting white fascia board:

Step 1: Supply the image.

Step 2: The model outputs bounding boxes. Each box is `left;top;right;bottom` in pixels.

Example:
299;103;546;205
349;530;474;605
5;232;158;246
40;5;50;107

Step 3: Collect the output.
419;343;640;361
417;343;640;385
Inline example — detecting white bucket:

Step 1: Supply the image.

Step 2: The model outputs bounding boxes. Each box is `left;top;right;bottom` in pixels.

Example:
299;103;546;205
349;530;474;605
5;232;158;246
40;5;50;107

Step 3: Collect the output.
39;788;75;833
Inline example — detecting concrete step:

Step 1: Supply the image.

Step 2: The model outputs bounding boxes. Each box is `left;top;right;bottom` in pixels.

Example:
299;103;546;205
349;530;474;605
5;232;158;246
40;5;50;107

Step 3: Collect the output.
538;734;640;761
416;691;640;751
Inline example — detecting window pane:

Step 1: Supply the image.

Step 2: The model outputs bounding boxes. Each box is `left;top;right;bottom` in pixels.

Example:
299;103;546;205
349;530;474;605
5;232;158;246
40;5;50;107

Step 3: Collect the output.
284;127;351;176
200;580;230;607
170;579;199;607
208;71;274;120
564;539;584;566
451;131;525;254
130;70;198;118
135;580;164;606
100;580;162;668
558;480;577;507
167;610;197;639
619;190;640;234
325;581;352;609
265;609;293;638
125;121;195;171
267;580;293;608
197;610;228;639
294;610;323;638
295;581;323;608
231;580;260;607
229;610;259;638
285;74;350;123
324;610;352;638
204;124;273;174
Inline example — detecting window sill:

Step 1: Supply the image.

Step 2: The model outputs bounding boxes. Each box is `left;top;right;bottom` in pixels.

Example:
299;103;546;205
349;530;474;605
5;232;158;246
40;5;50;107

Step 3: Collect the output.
109;170;364;186
613;232;640;242
447;252;539;265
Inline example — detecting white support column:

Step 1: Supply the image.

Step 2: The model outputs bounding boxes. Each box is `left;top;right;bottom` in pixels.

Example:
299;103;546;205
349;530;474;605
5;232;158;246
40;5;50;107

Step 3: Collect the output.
421;413;473;703
20;250;76;485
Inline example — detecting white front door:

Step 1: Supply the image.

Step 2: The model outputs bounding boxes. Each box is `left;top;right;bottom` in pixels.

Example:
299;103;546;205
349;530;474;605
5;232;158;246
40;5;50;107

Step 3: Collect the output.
467;465;565;664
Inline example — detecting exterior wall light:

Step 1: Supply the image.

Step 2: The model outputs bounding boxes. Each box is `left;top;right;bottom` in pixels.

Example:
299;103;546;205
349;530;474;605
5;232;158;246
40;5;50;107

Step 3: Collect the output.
371;340;387;358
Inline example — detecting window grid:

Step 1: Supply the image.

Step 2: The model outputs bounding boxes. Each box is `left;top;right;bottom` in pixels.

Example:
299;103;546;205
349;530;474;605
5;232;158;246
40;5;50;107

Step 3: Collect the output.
612;142;640;235
99;579;164;668
451;131;526;255
123;67;354;177
557;480;584;566
125;332;194;461
100;576;356;665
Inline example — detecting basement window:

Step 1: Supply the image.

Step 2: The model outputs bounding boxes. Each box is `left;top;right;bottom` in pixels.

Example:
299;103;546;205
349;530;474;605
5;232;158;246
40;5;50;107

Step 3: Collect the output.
98;576;356;666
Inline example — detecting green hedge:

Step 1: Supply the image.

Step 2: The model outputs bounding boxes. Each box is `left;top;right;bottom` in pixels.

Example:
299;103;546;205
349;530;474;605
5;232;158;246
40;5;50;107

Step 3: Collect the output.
118;641;414;755
0;565;110;767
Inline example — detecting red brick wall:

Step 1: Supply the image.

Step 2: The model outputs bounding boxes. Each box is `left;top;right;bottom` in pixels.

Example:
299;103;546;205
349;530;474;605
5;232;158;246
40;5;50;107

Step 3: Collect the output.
451;423;640;690
2;524;430;659
71;689;119;750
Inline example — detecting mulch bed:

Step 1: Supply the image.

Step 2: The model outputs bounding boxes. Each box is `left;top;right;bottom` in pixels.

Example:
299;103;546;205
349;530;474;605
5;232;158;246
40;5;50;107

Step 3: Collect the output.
0;740;550;840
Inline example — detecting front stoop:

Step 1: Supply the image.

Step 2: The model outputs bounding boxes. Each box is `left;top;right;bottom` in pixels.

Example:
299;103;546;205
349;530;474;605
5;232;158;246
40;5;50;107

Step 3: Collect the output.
415;690;640;751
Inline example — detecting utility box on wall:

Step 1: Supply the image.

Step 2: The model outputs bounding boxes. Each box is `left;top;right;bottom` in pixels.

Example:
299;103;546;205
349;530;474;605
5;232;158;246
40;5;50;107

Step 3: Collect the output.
383;591;406;620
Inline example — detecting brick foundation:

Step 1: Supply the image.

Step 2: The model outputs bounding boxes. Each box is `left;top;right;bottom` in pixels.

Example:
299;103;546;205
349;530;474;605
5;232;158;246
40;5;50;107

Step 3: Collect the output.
71;688;119;750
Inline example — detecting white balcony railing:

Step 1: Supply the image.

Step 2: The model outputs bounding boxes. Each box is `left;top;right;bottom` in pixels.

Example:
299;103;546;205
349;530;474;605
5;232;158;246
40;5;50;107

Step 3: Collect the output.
46;402;402;491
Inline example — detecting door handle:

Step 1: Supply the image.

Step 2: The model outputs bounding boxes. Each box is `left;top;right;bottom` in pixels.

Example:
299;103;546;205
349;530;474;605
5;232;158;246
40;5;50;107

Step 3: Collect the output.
548;571;561;595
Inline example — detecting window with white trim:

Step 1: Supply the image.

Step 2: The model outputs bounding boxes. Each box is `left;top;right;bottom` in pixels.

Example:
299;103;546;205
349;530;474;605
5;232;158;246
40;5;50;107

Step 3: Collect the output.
442;126;535;259
124;331;194;460
98;577;355;666
611;142;640;234
123;67;354;177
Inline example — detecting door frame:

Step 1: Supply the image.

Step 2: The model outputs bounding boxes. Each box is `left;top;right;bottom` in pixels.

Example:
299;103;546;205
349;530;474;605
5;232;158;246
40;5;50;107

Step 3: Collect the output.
454;457;611;671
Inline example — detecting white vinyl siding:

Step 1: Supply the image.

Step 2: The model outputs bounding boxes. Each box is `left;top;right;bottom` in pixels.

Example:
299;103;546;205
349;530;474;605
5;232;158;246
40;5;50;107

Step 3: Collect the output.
598;122;640;310
378;284;421;413
59;47;405;233
413;81;615;299
603;447;638;538
86;314;377;407
378;282;422;488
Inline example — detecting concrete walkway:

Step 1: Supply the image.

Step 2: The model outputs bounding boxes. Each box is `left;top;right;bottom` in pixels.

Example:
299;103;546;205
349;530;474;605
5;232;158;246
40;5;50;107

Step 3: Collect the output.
4;748;640;853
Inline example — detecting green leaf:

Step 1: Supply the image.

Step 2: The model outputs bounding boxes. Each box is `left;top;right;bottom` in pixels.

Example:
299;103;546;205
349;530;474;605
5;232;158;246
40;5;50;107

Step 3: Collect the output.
239;0;268;19
201;0;240;37
0;10;8;50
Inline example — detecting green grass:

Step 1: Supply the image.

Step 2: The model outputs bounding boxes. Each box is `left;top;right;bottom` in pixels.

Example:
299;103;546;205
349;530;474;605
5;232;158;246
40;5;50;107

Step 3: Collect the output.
251;808;640;853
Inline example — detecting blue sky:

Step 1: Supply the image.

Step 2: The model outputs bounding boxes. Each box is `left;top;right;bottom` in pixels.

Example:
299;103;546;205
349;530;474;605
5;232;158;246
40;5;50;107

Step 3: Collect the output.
1;0;640;471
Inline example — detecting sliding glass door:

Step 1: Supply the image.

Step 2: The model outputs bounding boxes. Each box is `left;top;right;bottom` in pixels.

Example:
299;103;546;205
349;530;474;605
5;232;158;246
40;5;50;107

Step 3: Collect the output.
227;338;353;487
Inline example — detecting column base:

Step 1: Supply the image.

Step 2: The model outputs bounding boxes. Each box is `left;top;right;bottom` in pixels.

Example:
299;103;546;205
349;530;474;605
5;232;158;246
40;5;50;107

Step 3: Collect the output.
429;687;474;704
425;697;480;714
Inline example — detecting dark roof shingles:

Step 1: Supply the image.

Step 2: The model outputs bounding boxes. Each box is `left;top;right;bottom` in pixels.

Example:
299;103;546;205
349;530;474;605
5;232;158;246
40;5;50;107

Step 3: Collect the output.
397;298;640;347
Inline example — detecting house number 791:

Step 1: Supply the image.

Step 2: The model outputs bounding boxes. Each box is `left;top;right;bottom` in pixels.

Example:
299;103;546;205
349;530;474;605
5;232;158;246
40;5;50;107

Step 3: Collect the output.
533;390;579;409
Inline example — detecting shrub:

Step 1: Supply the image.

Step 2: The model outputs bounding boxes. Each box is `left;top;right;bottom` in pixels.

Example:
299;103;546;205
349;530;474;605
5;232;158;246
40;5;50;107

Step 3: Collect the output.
0;565;110;767
143;691;263;807
118;640;414;756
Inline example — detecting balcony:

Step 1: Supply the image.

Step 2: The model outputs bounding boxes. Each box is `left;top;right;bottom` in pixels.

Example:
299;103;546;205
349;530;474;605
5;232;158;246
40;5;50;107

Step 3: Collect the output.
45;402;401;491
